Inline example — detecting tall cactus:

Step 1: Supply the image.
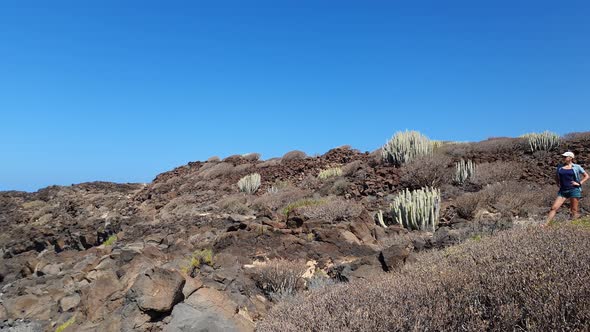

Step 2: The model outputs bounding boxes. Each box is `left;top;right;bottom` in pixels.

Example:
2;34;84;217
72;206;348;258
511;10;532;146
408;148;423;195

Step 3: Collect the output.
238;173;261;194
454;159;476;184
382;130;433;166
390;187;441;232
522;131;560;152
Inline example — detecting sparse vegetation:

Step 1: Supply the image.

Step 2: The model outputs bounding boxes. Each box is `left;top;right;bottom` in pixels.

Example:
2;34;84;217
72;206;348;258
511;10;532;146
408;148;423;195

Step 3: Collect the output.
259;225;590;331
381;130;434;166
390;187;441;231
238;173;261;194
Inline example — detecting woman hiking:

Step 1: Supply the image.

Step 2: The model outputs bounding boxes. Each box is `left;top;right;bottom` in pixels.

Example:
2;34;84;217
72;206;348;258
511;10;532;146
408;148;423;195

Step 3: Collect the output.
546;151;589;225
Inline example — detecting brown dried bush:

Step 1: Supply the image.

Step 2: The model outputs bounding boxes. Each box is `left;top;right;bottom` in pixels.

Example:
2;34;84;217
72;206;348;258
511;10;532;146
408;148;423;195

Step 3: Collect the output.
399;154;453;189
216;195;252;215
471;161;522;186
563;131;590;141
329;179;352;196
454;181;555;219
298;198;363;223
454;191;481;219
253;259;308;302
198;162;235;179
242;153;261;161
252;187;310;212
281;150;307;162
342;160;363;176
442;137;527;158
259;225;590;331
256;158;281;169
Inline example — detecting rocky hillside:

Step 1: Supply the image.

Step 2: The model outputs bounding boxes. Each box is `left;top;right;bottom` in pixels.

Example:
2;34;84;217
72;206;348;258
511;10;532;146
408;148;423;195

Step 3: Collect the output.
1;132;589;331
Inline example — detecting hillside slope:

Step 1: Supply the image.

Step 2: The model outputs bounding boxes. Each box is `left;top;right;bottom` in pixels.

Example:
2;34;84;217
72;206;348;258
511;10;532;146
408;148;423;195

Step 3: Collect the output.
0;133;589;331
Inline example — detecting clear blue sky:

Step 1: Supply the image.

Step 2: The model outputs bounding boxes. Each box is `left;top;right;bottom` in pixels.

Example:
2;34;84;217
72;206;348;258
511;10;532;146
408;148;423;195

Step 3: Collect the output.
1;1;589;192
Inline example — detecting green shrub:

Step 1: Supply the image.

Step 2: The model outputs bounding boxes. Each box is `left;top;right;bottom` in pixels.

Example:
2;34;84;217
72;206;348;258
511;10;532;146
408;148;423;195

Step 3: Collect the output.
522;131;560;152
102;235;117;246
318;167;342;180
381;130;434;166
237;173;261;194
390;187;441;231
259;225;590;331
181;249;214;274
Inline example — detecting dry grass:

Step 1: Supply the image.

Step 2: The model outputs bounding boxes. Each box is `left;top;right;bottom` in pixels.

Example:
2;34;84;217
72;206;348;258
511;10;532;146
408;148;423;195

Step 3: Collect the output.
259;224;590;331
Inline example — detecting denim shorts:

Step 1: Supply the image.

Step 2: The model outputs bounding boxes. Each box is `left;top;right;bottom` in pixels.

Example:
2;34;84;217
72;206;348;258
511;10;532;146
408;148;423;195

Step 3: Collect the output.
558;187;582;199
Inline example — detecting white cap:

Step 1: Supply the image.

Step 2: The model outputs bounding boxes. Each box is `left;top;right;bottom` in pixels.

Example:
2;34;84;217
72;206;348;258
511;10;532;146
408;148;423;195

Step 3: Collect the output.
562;151;575;158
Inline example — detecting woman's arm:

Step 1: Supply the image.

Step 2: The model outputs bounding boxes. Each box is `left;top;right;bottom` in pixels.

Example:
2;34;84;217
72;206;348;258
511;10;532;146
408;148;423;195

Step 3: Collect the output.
581;172;589;185
572;171;589;187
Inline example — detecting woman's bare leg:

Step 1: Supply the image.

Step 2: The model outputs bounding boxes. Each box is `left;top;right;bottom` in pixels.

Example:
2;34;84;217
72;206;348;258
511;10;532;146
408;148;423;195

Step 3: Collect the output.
570;198;580;220
546;196;567;224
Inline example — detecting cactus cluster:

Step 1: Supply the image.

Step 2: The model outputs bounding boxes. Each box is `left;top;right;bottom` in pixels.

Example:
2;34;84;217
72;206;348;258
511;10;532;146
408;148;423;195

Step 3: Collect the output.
238;173;261;194
522;131;560;152
318;167;342;180
454;159;476;184
381;130;434;166
390;187;441;232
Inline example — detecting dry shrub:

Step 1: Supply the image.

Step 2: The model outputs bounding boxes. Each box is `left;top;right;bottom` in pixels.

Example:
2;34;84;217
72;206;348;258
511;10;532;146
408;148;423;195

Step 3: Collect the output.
399;154;453;189
342;160;363;176
242;153;261;161
298;198;363;223
216;195;252;215
563;131;590;141
252;187;310;212
443;137;527;158
253;259;308;302
198;162;235;179
454;181;555;219
256;158;281;169
299;174;321;190
233;163;253;174
471;161;522;186
282;150;307;162
454;192;481;219
259;225;590;331
330;179;352;196
207;156;221;162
